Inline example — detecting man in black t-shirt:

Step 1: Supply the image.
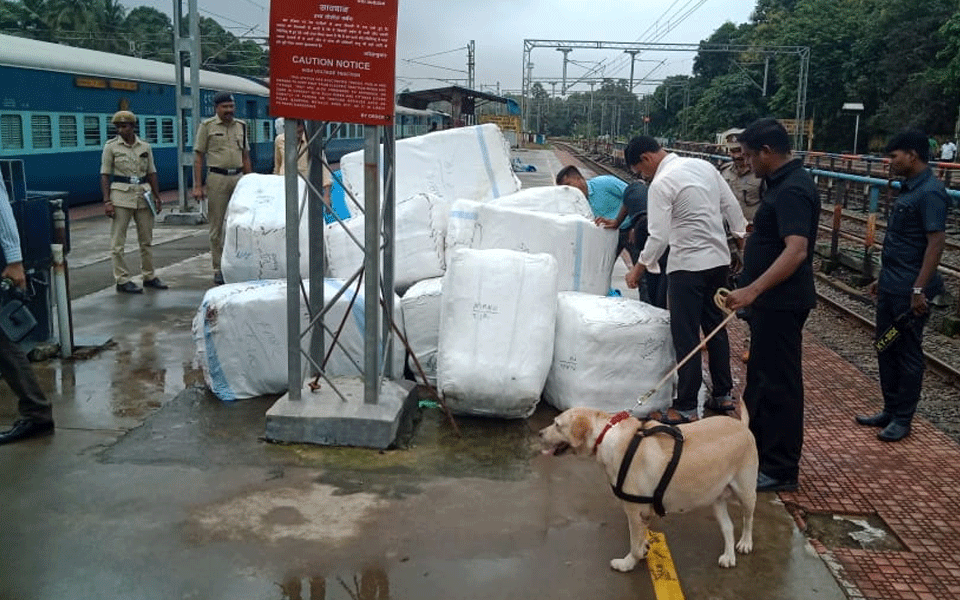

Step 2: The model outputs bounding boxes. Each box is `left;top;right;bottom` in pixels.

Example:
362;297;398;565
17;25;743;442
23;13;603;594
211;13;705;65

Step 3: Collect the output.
725;118;820;493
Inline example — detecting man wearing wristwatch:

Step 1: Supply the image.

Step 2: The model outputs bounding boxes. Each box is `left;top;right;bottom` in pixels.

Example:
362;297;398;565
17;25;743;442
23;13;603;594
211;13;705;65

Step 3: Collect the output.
856;129;948;442
193;92;252;285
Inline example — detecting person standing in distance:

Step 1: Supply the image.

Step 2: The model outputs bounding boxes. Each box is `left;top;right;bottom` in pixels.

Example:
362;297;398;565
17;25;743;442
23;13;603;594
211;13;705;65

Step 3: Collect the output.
100;110;166;293
624;136;747;424
724;118;820;492
193;92;251;285
855;129;947;442
0;181;55;444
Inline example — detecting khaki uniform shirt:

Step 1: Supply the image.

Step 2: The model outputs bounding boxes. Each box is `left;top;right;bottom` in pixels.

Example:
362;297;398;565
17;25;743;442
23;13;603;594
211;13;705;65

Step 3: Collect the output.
274;133;333;189
100;135;157;209
720;162;762;222
195;116;249;170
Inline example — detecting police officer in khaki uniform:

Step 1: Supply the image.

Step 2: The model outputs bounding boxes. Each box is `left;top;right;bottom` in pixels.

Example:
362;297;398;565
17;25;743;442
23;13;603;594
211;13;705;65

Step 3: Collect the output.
720;129;763;222
100;110;166;294
192;92;252;285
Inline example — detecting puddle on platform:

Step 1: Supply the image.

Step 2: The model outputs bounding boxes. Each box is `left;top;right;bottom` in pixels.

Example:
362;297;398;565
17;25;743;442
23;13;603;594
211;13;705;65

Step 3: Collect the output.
804;512;906;552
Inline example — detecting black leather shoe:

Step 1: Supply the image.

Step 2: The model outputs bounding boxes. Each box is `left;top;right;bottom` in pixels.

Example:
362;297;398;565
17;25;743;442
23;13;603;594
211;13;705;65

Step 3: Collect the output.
878;421;911;442
756;472;798;492
116;281;143;294
143;277;168;290
0;419;54;445
213;271;225;285
855;411;891;427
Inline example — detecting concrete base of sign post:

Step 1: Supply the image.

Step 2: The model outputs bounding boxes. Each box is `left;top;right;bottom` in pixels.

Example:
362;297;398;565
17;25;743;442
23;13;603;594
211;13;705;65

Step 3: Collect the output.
264;377;415;449
162;211;207;226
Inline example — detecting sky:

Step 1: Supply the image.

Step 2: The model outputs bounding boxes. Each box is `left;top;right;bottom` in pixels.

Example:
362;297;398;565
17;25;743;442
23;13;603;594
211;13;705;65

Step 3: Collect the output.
132;0;756;96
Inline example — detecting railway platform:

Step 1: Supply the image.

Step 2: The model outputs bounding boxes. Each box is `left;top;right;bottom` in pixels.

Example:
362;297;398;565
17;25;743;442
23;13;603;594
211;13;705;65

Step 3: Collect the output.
0;150;956;599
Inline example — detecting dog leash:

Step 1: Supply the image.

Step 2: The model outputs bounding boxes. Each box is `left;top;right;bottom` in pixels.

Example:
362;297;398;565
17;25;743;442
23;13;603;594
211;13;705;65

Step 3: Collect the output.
633;288;737;411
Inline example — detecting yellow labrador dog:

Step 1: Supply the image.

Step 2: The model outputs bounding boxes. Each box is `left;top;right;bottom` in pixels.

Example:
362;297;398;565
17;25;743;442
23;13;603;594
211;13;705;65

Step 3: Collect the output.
539;407;757;570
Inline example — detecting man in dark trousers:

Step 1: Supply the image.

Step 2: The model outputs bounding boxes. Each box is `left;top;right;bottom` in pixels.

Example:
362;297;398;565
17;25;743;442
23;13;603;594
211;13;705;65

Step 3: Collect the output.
855;129;947;442
725;118;819;493
624;136;747;424
0;181;54;444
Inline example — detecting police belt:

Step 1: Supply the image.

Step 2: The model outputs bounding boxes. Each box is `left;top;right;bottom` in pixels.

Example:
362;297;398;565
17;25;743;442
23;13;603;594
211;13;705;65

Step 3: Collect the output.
611;424;684;517
112;175;144;184
209;167;242;176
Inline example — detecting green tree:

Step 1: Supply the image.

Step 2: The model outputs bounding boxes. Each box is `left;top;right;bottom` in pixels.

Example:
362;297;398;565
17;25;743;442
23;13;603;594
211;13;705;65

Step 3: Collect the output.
123;6;173;62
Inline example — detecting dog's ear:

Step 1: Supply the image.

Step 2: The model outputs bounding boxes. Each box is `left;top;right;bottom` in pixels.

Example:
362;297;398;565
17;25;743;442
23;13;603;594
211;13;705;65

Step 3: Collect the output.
569;413;592;450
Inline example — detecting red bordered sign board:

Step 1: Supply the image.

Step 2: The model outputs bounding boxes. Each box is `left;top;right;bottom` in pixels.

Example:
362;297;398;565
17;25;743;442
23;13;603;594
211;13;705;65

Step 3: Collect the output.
270;0;398;124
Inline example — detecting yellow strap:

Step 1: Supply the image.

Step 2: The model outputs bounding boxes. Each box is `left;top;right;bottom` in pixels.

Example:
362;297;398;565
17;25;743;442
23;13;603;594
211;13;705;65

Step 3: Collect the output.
646;531;685;600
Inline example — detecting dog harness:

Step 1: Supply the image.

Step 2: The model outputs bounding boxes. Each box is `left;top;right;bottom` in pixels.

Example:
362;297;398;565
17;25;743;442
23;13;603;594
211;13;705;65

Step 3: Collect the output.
611;423;684;517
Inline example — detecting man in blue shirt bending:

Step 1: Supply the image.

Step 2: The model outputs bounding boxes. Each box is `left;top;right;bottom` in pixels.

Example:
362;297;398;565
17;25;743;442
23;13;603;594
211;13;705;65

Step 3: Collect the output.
555;165;636;261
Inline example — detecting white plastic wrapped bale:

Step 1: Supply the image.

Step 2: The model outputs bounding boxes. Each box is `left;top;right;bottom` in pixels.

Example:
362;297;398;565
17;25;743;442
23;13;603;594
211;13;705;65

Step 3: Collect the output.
220;174;311;283
399;277;443;385
489;185;593;219
326;192;449;294
446;199;617;295
438;249;559;418
193;279;404;401
192;280;310;401
544;292;676;417
339;123;520;205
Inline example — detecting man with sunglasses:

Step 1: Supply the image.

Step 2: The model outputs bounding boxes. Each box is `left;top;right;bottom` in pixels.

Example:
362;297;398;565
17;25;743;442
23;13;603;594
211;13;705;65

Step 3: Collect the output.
100;110;165;294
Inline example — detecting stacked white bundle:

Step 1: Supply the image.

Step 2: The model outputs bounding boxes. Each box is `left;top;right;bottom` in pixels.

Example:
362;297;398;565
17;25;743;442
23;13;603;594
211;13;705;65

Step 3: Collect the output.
438;249;559;418
544;292;676;417
193;278;404;401
192;280;310;401
220;174;313;284
488;185;593;219
339;123;521;205
446;199;617;295
398;277;443;385
325;192;449;294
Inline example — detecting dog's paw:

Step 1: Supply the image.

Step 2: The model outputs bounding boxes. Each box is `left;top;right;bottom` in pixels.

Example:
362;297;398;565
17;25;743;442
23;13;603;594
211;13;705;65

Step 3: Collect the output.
610;555;638;572
717;552;736;568
736;538;753;554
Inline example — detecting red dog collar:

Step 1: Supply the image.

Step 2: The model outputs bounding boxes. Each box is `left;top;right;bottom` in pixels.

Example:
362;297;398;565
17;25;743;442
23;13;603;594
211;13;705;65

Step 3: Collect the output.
592;411;631;455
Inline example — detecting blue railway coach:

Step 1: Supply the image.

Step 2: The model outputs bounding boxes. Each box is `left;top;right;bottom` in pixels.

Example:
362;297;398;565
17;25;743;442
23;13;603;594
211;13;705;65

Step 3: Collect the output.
0;33;273;205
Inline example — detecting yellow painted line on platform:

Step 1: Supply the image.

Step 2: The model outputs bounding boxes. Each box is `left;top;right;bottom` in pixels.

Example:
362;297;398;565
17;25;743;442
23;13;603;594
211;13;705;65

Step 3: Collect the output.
646;531;684;600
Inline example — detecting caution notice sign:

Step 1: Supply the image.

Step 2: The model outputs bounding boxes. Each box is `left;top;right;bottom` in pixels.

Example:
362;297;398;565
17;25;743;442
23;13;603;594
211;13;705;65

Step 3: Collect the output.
270;0;398;124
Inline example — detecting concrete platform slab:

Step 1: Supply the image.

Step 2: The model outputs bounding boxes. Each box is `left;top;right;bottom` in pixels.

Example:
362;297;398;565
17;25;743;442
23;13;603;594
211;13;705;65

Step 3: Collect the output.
265;378;414;449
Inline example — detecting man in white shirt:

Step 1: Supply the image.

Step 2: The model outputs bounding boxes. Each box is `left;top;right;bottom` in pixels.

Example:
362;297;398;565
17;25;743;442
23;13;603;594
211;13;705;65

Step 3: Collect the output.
939;140;956;162
624;136;748;424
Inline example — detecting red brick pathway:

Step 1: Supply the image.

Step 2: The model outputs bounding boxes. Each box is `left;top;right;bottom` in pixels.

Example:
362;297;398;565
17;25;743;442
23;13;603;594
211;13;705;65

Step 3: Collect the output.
726;318;960;600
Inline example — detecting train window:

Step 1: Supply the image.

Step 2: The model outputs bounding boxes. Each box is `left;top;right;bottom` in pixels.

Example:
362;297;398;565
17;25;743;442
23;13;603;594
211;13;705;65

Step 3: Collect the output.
59;116;78;147
262;121;271;141
161;119;174;144
1;114;24;150
144;118;158;144
31;115;52;149
84;116;101;146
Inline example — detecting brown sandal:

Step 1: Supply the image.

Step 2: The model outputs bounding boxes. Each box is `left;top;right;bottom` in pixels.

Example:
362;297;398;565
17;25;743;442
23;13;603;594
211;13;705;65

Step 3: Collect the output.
705;395;738;415
648;408;699;425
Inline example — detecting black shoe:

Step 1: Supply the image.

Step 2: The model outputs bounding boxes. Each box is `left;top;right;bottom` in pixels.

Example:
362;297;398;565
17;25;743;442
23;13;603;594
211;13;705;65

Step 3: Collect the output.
116;281;143;294
143;277;168;290
756;471;798;492
0;419;54;445
213;272;225;285
855;411;891;427
877;421;911;442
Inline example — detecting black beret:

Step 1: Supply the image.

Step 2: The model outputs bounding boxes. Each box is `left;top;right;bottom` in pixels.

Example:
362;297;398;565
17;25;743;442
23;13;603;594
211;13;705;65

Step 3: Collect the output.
213;92;234;105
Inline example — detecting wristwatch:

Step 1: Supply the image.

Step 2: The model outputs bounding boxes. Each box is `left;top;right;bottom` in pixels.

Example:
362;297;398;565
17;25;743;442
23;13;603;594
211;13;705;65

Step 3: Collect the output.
912;287;924;295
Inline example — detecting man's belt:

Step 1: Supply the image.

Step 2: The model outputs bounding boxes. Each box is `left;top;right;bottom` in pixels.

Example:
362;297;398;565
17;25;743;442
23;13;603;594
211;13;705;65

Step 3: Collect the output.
113;175;143;184
209;167;242;176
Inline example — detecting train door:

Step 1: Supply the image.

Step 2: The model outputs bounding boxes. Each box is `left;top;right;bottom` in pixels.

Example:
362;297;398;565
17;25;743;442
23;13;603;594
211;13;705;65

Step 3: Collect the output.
246;99;258;166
